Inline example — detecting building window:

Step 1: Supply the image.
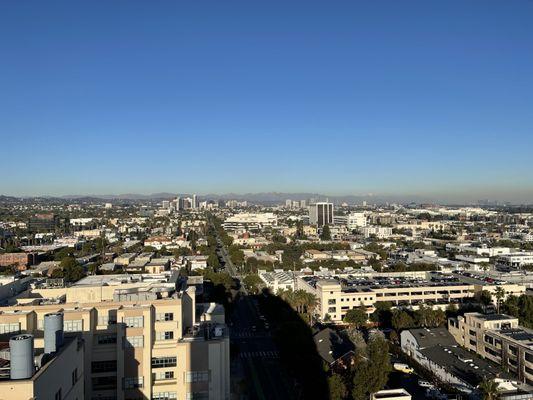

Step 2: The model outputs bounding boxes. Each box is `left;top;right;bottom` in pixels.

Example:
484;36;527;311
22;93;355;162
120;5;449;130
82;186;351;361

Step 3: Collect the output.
156;313;174;322
156;331;174;341
124;316;144;328
151;357;177;368
92;376;117;390
152;392;177;400
98;314;117;326
91;360;117;373
97;334;117;345
185;371;210;383
64;320;83;332
0;323;20;334
154;371;175;381
124;336;144;348
123;376;144;389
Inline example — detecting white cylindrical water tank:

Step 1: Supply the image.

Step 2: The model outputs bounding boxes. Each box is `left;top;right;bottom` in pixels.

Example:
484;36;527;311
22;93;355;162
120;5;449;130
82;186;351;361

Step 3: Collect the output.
44;312;64;354
9;334;35;380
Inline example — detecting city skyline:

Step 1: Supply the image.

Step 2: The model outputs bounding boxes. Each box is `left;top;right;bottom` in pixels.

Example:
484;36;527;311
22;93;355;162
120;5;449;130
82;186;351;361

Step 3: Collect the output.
2;0;533;201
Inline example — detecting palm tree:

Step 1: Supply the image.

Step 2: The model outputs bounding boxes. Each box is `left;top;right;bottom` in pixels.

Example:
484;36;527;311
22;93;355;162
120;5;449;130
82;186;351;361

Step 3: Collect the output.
494;287;506;313
479;379;500;400
277;288;317;324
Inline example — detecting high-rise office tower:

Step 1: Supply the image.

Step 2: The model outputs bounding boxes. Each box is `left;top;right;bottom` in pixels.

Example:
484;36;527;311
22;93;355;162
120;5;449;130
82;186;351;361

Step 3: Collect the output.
308;202;334;227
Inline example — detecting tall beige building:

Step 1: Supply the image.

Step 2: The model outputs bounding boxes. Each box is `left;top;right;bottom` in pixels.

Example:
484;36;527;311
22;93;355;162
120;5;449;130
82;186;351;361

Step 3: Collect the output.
0;274;230;400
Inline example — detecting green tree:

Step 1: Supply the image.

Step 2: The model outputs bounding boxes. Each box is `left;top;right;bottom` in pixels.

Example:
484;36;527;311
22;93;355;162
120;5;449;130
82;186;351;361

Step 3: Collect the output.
391;310;414;331
320;225;331;241
480;290;493;306
60;257;85;282
228;245;245;267
479;379;500;400
502;295;519;317
271;234;287;244
344;307;367;328
328;373;347;400
370;301;393;327
207;253;220;269
242;274;262;294
352;335;391;400
54;247;74;261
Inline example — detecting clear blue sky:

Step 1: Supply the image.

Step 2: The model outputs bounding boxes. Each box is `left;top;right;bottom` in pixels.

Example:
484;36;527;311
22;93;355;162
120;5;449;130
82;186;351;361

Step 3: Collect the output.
1;1;532;202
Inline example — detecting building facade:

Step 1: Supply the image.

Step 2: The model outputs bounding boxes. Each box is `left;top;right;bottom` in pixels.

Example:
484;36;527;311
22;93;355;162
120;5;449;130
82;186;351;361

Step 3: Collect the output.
309;202;334;227
0;280;230;400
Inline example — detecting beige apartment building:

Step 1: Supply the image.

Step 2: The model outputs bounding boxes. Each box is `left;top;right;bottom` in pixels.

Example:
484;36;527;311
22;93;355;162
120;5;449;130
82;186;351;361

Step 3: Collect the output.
0;334;85;400
0;274;230;400
449;313;533;385
297;274;526;324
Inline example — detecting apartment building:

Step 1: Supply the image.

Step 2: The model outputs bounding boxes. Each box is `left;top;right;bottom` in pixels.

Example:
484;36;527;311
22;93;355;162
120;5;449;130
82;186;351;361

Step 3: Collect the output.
362;226;393;239
0;275;230;400
297;273;526;324
400;327;517;394
449;313;533;385
335;212;367;230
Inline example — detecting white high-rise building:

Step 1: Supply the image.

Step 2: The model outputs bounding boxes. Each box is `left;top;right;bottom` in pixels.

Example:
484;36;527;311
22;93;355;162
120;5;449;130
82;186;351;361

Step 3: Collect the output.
192;194;198;209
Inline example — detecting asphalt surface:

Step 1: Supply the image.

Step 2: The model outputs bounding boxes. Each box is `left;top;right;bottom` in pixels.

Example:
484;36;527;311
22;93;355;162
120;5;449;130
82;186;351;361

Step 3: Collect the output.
211;225;294;399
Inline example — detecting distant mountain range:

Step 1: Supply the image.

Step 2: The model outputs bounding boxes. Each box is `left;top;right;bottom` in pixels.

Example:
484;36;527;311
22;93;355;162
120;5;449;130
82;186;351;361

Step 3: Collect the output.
1;192;527;206
1;192;437;205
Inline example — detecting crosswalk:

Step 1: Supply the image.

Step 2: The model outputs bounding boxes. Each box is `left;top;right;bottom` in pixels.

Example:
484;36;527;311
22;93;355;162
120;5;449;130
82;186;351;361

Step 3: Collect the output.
231;329;271;339
239;350;279;359
232;329;255;338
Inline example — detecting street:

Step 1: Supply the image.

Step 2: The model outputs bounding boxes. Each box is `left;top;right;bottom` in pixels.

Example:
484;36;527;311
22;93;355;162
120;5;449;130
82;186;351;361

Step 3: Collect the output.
211;223;295;399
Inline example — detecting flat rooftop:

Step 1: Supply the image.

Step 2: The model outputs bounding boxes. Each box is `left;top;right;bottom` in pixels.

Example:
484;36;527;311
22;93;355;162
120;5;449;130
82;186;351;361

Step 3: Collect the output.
301;272;481;291
419;344;511;386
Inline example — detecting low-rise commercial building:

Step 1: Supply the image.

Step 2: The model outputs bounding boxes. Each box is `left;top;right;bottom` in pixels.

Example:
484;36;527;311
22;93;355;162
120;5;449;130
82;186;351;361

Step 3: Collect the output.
223;213;278;230
258;270;295;293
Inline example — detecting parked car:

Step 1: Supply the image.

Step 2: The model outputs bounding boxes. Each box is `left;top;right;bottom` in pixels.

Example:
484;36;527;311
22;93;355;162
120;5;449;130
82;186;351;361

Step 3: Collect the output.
393;363;414;374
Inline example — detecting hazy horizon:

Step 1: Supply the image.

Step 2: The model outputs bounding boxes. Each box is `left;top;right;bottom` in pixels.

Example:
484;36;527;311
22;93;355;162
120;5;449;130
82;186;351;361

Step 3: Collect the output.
2;187;533;205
